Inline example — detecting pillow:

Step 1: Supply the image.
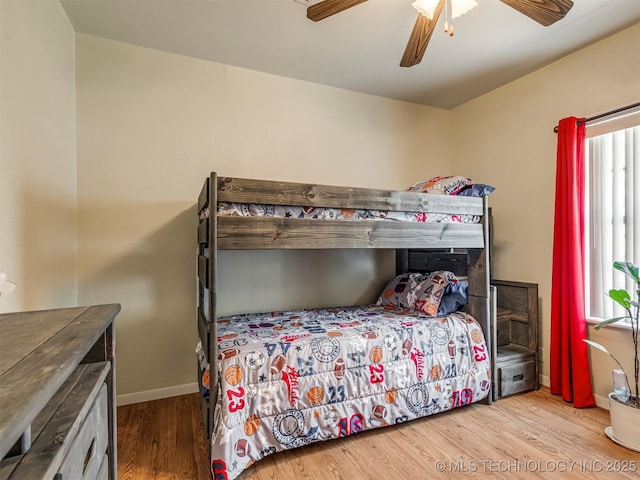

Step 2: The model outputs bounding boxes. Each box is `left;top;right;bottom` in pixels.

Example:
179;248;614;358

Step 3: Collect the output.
457;183;496;197
377;270;455;316
407;176;473;195
376;273;423;310
437;280;469;315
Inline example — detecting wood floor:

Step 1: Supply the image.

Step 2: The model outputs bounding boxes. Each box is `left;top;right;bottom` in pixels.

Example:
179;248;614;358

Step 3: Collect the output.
117;388;640;479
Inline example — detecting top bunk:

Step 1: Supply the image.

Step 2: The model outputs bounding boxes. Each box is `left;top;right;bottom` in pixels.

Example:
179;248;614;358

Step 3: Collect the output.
198;172;489;250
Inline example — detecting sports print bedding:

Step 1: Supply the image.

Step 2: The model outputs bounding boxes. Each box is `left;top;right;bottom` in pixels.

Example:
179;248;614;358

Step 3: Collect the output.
214;202;481;224
205;303;491;480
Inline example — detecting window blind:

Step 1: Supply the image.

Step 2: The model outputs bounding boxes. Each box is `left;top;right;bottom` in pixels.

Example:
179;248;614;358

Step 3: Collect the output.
586;124;639;320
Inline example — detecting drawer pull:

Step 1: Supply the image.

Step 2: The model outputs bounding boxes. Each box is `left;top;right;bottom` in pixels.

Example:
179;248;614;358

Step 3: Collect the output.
512;374;524;381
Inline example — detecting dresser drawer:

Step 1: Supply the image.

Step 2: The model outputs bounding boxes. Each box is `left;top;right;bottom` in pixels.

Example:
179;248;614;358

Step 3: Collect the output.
56;383;108;480
498;360;536;397
1;362;110;479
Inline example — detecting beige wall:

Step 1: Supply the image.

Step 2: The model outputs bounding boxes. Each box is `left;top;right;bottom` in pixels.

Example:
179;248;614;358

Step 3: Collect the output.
5;3;636;403
75;34;451;397
451;24;640;403
0;0;77;313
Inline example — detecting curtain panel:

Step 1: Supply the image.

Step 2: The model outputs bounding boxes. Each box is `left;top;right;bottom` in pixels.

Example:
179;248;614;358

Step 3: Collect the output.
550;116;596;408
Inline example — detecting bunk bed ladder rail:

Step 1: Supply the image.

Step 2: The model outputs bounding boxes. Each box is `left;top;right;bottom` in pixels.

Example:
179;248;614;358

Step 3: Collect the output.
196;173;219;442
208;173;219;440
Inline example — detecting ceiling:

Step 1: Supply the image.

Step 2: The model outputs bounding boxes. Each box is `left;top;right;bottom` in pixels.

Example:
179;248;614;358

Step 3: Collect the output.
60;0;640;109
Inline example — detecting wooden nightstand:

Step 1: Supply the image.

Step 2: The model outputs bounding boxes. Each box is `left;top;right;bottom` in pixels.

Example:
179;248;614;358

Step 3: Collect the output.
0;305;120;480
492;280;539;399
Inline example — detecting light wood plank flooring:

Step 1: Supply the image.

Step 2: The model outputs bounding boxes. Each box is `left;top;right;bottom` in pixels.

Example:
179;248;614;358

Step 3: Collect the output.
117;388;640;479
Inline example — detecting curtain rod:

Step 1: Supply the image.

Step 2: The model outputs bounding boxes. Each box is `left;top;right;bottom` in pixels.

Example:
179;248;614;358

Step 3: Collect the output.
553;101;640;133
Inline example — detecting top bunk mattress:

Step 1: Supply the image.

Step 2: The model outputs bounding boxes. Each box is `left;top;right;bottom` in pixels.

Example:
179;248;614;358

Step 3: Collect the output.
212;202;480;224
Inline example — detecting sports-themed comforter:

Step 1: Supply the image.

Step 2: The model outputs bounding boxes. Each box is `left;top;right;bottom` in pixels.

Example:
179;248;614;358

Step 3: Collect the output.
207;305;491;480
207;202;481;224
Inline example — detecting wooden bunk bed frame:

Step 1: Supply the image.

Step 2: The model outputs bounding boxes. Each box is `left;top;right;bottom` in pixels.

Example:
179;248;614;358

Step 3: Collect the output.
197;172;493;443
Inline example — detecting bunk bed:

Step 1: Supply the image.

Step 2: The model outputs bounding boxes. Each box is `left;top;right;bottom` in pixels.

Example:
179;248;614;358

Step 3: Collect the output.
196;173;493;480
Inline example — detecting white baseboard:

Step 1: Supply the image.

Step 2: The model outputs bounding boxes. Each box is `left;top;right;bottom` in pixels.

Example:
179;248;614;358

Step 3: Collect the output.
540;374;549;387
594;393;609;410
539;374;609;410
116;382;199;406
116;377;611;409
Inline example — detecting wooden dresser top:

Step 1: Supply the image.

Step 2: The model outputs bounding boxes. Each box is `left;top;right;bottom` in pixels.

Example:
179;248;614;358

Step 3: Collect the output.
0;304;120;460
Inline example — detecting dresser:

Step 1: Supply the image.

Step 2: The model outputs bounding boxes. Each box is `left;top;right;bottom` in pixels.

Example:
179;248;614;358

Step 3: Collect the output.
0;304;120;480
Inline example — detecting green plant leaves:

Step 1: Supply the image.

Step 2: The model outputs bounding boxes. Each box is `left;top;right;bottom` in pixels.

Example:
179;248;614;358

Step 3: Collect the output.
594;316;629;330
593;261;639;406
613;261;640;282
609;289;631;310
583;339;612;356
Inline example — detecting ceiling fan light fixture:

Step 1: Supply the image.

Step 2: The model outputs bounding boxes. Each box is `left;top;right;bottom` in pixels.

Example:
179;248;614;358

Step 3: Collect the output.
450;0;477;19
412;0;477;20
411;0;440;19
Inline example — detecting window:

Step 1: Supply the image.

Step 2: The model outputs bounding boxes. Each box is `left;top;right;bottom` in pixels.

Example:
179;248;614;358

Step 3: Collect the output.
585;109;640;321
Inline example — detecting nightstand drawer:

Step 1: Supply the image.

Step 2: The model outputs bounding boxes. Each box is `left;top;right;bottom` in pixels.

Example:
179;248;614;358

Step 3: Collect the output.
56;383;108;480
499;360;536;397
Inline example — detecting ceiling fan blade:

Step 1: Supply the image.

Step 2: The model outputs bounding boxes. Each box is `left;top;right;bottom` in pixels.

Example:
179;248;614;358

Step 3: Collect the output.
400;0;445;68
307;0;367;22
499;0;573;26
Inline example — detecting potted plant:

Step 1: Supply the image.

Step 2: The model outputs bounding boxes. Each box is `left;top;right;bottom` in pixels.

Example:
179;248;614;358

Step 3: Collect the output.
584;261;639;452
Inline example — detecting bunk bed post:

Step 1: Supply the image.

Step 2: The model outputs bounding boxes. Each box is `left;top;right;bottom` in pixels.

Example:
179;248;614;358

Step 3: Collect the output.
208;172;218;440
466;196;493;404
395;249;409;275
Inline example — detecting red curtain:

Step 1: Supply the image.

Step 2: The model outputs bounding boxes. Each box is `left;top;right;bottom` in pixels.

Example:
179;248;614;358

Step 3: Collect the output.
550;117;595;408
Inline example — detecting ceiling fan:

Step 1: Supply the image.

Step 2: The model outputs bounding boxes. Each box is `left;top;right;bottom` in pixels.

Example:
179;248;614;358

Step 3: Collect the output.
304;0;574;67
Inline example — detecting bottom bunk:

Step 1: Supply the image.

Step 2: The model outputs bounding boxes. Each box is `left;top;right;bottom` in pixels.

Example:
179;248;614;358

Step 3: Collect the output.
199;293;491;480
